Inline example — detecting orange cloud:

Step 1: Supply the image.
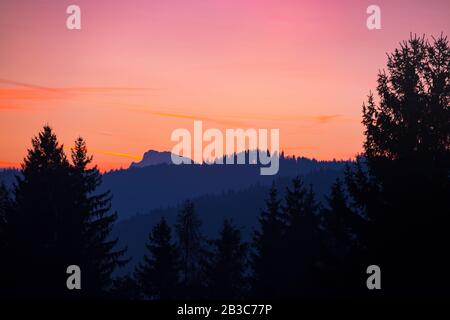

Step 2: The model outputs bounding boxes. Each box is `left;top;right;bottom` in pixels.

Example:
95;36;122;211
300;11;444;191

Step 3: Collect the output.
0;78;161;111
128;107;344;127
0;160;19;168
0;87;66;101
0;103;25;111
164;112;344;124
283;146;315;151
0;78;160;92
127;107;247;127
91;149;142;161
64;145;142;161
314;114;343;124
0;79;345;126
0;79;61;92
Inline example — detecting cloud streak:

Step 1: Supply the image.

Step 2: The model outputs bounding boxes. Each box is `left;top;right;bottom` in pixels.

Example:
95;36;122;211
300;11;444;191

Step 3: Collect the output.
64;145;142;161
0;79;345;126
0;78;162;111
0;78;161;92
91;149;142;161
0;160;19;168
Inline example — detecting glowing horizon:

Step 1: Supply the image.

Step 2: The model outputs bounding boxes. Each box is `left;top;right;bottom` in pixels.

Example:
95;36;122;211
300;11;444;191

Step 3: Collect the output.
1;0;449;171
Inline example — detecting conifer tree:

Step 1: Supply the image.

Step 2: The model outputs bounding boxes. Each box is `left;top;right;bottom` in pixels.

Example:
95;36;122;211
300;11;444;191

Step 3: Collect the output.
321;178;363;296
9;127;126;298
0;183;10;250
175;200;203;298
0;183;12;297
251;183;285;298
12;126;76;297
323;179;359;258
282;177;320;297
110;274;142;300
347;34;450;295
70;137;128;296
135;216;179;299
203;219;248;299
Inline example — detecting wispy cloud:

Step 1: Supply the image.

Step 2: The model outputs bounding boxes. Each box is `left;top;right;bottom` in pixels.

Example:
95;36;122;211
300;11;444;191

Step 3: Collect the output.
0;79;61;92
0;160;19;168
0;79;346;126
283;146;315;151
128;107;344;126
64;145;142;161
127;107;247;127
314;114;342;124
98;131;114;137
91;149;142;160
0;78;161;92
0;103;25;111
0;87;66;101
0;78;161;111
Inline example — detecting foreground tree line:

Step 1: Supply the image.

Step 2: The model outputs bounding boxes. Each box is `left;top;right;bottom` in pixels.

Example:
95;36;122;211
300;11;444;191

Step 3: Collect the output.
0;131;128;298
123;177;363;299
0;34;449;299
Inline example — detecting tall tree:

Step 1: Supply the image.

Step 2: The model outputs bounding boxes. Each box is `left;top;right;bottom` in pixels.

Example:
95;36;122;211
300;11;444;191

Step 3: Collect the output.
8;127;126;298
70;137;128;297
0;183;10;250
135;216;179;299
12;126;76;297
347;34;450;295
175;200;203;298
322;179;360;260
321;178;363;296
203;219;248;299
0;183;12;297
251;183;285;298
110;274;142;300
282;177;321;297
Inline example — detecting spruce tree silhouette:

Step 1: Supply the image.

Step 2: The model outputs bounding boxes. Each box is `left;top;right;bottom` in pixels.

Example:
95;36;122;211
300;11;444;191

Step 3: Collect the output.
135;216;179;299
346;34;450;296
202;219;248;300
282;177;321;297
70;137;128;297
110;274;142;300
0;183;12;297
321;178;364;296
323;179;354;257
0;183;10;250
175;200;204;298
11;126;76;298
7;127;126;298
251;182;285;298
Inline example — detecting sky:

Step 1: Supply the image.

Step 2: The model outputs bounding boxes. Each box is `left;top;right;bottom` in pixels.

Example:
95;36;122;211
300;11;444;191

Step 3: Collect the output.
0;0;449;171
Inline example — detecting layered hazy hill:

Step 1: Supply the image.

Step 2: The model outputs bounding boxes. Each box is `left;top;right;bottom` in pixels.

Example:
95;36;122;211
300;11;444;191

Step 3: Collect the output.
111;168;345;274
98;150;348;219
0;150;350;274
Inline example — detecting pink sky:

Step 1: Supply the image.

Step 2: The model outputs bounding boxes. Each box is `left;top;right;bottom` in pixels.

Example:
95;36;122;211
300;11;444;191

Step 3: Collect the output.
0;0;449;170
